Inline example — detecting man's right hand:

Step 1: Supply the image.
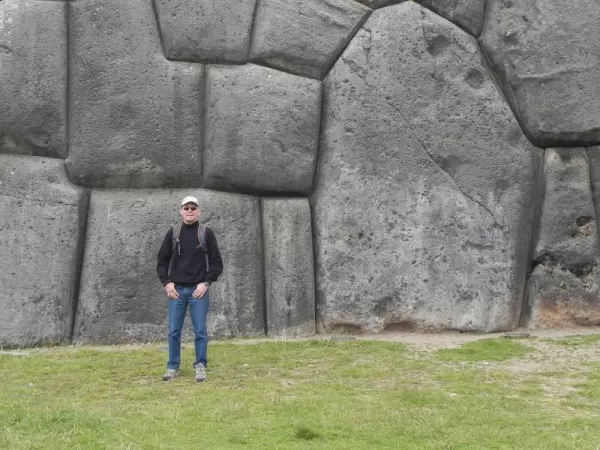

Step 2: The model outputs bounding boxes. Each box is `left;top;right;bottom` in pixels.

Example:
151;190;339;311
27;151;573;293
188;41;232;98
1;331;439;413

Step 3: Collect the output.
165;282;179;299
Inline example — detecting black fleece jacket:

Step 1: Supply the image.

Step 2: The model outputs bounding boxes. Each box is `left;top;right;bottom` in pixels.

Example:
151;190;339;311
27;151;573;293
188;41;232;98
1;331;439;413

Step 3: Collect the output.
157;221;223;286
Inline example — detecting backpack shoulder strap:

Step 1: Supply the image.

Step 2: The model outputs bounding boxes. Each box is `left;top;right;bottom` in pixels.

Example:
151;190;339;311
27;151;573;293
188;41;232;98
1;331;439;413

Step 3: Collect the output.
198;224;210;272
171;224;182;253
168;224;182;278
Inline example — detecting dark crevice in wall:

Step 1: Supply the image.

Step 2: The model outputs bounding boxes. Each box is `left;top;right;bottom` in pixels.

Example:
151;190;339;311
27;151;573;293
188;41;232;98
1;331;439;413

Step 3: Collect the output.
65;0;69;161
69;189;91;341
258;197;268;336
518;149;546;327
246;0;261;63
476;38;540;150
200;64;207;187
413;0;482;39
586;146;600;255
150;0;168;60
322;8;372;82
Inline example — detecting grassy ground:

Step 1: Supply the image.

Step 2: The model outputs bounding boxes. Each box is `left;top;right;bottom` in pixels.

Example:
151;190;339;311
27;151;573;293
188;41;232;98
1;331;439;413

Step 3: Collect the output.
1;335;600;449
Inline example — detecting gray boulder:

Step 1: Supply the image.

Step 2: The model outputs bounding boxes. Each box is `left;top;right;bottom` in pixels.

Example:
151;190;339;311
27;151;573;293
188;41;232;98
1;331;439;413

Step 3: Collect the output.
0;155;88;347
73;189;264;344
66;0;203;188
312;2;542;333
262;198;315;337
153;0;257;63
203;64;322;195
0;0;67;158
524;148;600;328
480;0;600;147
249;0;370;79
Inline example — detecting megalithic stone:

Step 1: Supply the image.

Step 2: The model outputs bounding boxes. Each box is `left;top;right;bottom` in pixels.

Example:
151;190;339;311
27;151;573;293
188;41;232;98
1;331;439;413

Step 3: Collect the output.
249;0;370;79
0;0;67;158
67;0;203;189
153;0;257;64
313;2;542;333
262;198;316;337
524;148;600;328
480;0;600;147
0;155;88;347
73;189;264;344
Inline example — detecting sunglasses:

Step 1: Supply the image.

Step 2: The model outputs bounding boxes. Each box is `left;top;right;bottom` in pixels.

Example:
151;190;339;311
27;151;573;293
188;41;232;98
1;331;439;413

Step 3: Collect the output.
182;206;197;211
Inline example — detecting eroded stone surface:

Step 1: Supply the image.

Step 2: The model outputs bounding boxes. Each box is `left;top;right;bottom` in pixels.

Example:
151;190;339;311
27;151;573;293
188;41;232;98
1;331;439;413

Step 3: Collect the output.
0;0;67;158
154;0;256;63
249;0;370;79
67;0;203;188
419;0;485;36
0;155;88;347
262;198;315;337
204;64;321;195
524;148;600;328
313;2;542;333
480;0;600;147
74;189;264;343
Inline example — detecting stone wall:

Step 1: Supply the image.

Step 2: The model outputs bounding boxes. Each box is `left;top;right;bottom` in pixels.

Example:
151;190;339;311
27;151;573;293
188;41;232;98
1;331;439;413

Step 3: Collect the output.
1;0;599;346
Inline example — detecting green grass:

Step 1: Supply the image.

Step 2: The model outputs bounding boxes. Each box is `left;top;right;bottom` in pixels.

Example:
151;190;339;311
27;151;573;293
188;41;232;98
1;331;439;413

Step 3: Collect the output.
436;338;532;362
1;338;600;449
541;334;600;347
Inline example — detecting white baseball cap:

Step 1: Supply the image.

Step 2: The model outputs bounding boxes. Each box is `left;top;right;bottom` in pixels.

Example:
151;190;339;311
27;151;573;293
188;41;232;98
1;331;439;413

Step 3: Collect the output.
180;196;199;207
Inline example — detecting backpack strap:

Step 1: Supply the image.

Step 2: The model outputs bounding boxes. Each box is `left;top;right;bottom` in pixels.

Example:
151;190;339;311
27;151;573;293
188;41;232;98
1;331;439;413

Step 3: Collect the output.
197;224;210;272
168;224;182;278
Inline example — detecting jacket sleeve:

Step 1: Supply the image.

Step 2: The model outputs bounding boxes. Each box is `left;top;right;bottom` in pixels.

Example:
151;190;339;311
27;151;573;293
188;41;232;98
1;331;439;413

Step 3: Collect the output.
157;227;173;286
206;227;223;283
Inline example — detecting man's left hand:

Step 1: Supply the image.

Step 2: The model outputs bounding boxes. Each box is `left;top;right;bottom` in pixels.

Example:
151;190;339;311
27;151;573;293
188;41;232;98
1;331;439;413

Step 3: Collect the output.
192;283;209;298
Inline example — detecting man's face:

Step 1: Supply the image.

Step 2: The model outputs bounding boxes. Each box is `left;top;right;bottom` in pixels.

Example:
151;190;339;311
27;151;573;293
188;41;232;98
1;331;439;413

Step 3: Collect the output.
180;202;200;224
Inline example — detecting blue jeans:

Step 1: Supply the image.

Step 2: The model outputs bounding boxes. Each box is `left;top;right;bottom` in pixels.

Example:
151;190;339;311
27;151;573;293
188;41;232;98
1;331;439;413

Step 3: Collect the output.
167;285;210;370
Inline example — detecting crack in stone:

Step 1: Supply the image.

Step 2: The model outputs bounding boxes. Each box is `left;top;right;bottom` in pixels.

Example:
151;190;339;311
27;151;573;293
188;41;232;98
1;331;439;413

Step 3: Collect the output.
383;97;509;242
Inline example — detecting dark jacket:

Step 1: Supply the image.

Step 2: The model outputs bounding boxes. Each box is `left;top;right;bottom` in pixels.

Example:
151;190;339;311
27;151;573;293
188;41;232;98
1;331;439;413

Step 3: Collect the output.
157;221;223;286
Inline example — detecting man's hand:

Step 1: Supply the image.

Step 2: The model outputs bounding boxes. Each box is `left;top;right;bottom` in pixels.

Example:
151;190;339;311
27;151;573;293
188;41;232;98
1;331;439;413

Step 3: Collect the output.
165;282;179;299
193;283;208;299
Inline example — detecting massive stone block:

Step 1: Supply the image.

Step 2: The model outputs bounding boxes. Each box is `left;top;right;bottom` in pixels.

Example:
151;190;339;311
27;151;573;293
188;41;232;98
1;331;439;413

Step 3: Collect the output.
67;0;203;189
153;0;257;64
0;0;67;158
73;190;264;344
0;155;88;347
249;0;370;79
313;2;542;333
262;198;315;337
480;0;600;147
524;148;600;328
204;64;322;195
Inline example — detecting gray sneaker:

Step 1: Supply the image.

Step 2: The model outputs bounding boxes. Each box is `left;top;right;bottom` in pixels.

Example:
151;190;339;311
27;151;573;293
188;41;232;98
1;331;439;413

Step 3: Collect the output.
162;368;179;381
195;363;207;382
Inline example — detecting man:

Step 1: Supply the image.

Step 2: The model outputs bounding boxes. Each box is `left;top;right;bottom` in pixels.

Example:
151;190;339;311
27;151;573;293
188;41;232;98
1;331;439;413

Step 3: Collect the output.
157;196;223;382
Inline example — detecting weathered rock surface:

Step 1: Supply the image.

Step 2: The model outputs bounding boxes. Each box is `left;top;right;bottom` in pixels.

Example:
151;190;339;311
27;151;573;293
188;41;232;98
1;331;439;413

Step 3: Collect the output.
354;0;485;37
249;0;370;79
524;148;600;328
0;0;67;158
262;198;315;337
0;155;88;347
419;0;485;36
203;64;322;195
480;0;600;147
67;0;204;188
154;0;257;63
73;190;264;344
313;2;542;333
